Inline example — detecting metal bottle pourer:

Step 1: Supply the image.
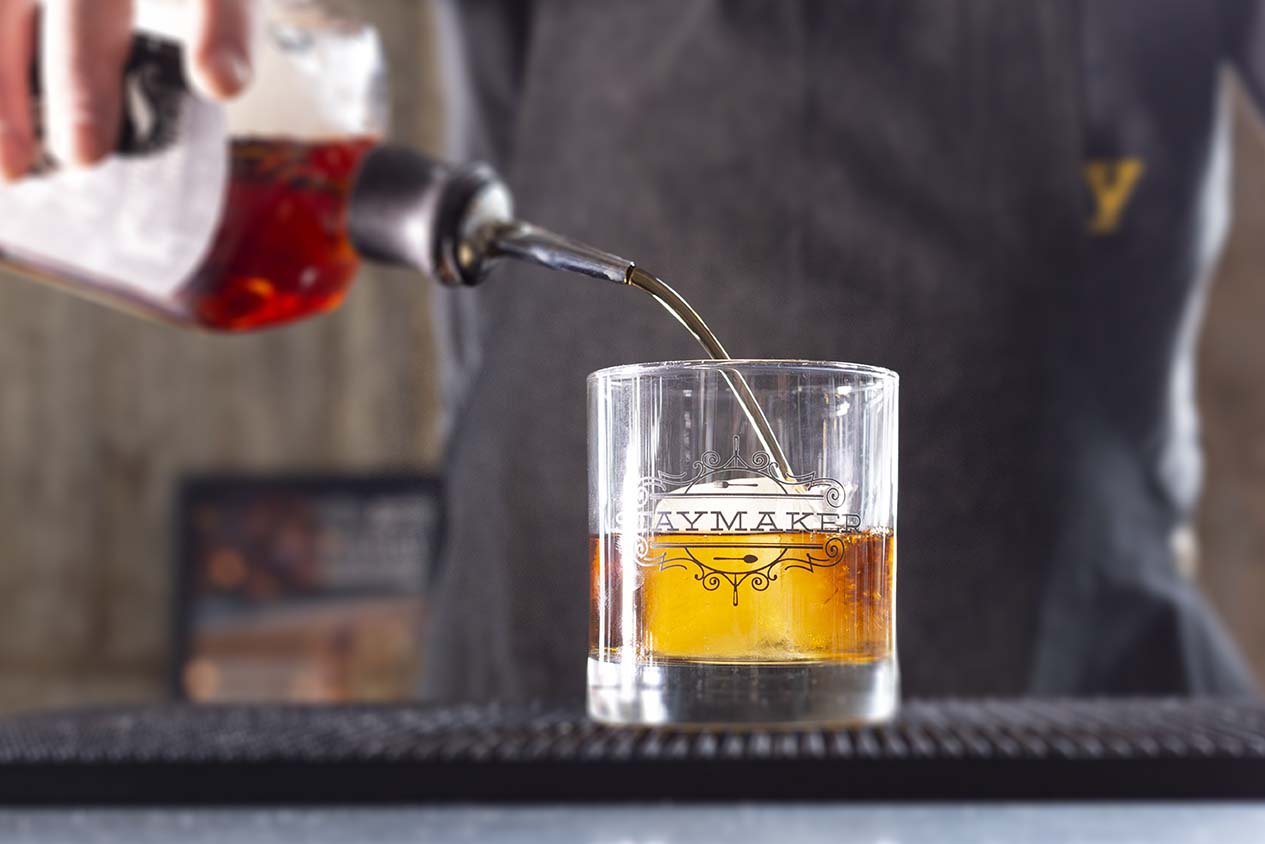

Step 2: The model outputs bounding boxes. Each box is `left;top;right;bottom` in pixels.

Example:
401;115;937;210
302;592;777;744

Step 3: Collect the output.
347;145;633;288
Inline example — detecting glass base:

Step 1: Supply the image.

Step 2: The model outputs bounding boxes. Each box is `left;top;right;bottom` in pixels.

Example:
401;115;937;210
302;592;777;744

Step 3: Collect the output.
586;655;898;727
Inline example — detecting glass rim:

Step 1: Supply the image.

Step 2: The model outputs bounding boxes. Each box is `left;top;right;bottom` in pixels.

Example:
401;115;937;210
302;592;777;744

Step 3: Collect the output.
588;358;899;383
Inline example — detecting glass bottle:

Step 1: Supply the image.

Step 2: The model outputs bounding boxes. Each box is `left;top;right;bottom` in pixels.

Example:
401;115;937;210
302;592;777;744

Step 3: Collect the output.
0;0;648;331
0;0;396;331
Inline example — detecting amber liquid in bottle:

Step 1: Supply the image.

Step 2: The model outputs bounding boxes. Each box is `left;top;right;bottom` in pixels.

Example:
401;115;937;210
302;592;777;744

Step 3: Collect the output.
183;136;376;331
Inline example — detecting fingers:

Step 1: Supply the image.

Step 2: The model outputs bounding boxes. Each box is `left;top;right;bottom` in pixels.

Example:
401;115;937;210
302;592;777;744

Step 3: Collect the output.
13;0;249;174
0;0;36;181
186;0;252;101
42;0;134;167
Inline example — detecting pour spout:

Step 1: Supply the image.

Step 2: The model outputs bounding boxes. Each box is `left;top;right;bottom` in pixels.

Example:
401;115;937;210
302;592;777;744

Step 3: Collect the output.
348;144;634;289
470;221;632;285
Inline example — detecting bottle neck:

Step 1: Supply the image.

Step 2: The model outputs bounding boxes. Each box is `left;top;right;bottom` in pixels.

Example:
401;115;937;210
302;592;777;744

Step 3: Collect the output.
347;145;512;286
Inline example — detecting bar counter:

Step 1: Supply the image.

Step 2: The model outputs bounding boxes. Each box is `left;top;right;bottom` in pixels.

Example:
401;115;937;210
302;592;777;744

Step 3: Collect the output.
0;699;1261;841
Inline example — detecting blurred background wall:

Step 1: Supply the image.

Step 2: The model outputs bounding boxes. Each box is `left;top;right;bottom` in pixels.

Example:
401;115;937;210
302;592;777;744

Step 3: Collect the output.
1197;83;1265;686
0;9;1264;711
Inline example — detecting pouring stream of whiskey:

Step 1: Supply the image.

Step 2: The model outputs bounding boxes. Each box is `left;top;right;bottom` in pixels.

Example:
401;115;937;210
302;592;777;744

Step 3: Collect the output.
478;222;794;477
624;267;795;478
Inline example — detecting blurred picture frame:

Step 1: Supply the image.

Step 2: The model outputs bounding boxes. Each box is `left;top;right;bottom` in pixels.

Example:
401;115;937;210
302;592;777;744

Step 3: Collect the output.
172;473;442;703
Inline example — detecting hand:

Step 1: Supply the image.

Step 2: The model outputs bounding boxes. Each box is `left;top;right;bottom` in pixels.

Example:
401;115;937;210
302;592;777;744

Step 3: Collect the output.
0;0;253;181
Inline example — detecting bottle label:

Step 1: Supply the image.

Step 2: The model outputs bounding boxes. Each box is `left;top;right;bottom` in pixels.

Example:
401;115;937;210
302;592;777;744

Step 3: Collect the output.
0;36;227;303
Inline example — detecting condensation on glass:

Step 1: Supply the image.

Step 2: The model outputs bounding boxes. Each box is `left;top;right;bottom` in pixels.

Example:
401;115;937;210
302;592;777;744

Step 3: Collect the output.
588;360;899;725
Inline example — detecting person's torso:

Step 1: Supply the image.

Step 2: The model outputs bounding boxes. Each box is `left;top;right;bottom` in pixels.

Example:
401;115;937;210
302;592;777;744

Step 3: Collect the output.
424;0;1254;703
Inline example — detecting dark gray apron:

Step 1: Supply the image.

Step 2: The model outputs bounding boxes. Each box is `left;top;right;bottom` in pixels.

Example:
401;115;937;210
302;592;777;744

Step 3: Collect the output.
423;0;1257;703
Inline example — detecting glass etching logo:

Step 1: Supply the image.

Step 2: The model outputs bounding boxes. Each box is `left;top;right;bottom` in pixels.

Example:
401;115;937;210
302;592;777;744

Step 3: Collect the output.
628;436;859;605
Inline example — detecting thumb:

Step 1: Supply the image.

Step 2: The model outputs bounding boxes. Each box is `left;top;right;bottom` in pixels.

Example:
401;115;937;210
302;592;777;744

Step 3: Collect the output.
185;0;252;100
